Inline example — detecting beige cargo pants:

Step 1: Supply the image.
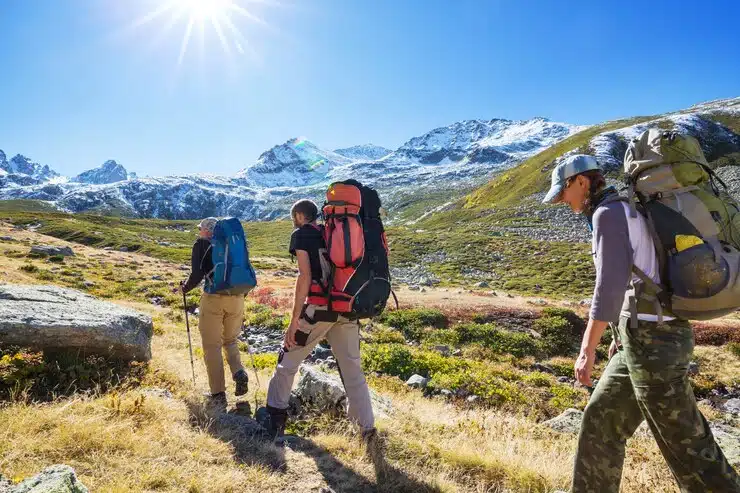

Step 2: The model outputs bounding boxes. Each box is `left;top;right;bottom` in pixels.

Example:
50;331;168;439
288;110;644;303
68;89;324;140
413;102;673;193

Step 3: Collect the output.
266;304;375;431
198;293;245;394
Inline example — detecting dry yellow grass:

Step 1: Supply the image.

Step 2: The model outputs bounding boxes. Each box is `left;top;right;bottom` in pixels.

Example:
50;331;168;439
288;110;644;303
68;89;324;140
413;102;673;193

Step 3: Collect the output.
0;225;734;492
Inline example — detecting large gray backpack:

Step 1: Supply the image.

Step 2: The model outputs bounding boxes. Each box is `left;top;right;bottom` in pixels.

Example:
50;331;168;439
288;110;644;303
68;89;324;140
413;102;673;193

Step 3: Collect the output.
622;128;740;320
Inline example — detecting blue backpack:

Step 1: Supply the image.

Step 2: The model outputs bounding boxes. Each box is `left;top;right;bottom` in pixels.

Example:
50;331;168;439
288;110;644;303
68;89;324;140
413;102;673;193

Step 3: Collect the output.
204;217;257;295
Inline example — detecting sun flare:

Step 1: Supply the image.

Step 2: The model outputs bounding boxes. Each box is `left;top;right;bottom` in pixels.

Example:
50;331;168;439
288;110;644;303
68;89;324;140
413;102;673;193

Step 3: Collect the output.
130;0;272;65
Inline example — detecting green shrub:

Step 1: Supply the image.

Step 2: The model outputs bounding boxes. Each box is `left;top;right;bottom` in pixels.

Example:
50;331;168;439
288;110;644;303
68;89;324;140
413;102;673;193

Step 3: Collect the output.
549;384;588;411
0;350;45;388
19;263;38;273
522;372;553;387
365;326;407;344
36;270;55;281
244;305;287;331
250;353;278;370
379;309;448;342
423;328;459;347
47;255;65;263
533;308;584;357
361;344;417;380
729;342;740;358
452;323;540;358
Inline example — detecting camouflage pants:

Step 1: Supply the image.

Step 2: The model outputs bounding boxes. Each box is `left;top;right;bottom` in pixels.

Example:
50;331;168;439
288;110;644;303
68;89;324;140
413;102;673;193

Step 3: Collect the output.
572;317;740;493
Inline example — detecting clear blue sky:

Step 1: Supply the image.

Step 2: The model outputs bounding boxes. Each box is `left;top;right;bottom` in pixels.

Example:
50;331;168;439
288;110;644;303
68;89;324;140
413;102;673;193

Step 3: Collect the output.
1;0;738;177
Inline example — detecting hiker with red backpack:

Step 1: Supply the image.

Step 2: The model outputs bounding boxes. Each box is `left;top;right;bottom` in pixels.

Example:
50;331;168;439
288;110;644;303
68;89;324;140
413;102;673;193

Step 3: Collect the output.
177;217;257;408
265;181;394;441
543;134;740;492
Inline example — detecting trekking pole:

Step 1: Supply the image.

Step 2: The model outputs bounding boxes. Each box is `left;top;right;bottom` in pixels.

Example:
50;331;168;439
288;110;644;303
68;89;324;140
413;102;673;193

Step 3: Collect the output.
243;323;262;409
183;291;197;387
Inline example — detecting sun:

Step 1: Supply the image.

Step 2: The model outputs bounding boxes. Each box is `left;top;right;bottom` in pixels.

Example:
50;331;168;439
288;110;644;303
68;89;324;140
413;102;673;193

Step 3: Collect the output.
129;0;271;66
180;0;234;21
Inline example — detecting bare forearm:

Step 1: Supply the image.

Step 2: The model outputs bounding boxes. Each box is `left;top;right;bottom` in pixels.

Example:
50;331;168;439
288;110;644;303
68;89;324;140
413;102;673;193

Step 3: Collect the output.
291;274;311;321
581;319;609;353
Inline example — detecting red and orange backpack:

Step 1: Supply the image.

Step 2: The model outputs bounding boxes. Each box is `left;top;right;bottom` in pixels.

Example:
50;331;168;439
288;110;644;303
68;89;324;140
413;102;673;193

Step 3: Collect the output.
307;180;396;319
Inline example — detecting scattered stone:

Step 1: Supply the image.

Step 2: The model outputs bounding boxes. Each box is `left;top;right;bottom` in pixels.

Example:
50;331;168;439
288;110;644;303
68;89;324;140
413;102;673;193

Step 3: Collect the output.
30;245;75;257
0;284;153;361
466;395;479;404
0;236;14;242
507;293;514;298
293;365;393;418
476;281;489;288
142;387;173;400
452;349;462;356
688;361;700;376
698;399;713;407
711;423;740;465
440;389;453;397
149;296;165;306
723;398;740;414
151;275;163;281
118;246;129;252
310;345;333;362
542;408;584;434
319;488;337;493
420;288;427;293
179;265;190;271
491;291;498;296
433;345;451;356
82;281;95;288
408;285;421;291
406;374;430;389
579;299;592;307
532;363;555;374
529;299;548;306
557;376;571;384
103;247;113;251
7;465;89;493
210;413;267;440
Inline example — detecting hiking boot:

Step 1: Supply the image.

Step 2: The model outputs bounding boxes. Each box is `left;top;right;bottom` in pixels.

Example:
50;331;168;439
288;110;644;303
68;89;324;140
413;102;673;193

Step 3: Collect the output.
266;405;288;440
233;369;249;396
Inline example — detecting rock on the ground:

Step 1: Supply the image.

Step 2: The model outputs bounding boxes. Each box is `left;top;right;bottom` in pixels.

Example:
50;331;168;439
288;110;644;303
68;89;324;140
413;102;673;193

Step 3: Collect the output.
476;281;489;288
724;398;740;414
711;423;740;465
6;465;89;493
406;374;429;389
30;245;75;257
542;408;584;434
293;365;393;418
433;345;450;356
0;284;153;361
210;413;267;440
688;361;700;376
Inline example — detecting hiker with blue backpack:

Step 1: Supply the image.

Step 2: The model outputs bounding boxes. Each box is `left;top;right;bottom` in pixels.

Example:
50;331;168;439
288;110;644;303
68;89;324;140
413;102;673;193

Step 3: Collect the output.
543;131;740;493
177;216;257;407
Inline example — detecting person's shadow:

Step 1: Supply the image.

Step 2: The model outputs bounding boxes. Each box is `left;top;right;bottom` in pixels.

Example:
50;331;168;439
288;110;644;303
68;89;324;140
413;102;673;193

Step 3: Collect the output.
185;399;442;492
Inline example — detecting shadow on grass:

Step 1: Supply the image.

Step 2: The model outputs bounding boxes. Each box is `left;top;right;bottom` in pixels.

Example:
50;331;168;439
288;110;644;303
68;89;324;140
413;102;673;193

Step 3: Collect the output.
184;400;441;492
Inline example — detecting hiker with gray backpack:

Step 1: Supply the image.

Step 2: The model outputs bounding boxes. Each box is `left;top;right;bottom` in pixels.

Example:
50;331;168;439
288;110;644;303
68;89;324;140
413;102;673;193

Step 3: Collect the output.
176;217;257;407
542;130;740;492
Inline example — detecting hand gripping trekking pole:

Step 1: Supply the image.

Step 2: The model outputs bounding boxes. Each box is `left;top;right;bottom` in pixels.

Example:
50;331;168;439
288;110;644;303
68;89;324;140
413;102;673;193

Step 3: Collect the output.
182;291;197;386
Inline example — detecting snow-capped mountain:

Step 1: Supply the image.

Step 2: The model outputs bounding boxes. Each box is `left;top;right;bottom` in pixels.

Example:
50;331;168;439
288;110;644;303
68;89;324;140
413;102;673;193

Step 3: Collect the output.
74;160;129;185
334;144;392;161
237;138;353;187
20;102;740;221
0;152;58;184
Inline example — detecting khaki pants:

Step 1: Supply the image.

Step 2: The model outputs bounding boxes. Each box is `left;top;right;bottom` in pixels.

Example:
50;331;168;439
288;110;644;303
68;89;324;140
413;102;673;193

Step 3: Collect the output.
267;305;375;431
199;293;245;394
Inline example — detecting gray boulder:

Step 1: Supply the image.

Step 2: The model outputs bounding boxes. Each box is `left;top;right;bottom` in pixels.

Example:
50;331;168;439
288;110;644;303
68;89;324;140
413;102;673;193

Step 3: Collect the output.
724;398;740;415
711;423;740;465
0;284;153;361
30;245;74;257
405;374;429;389
292;365;393;418
6;465;88;493
542;408;584;434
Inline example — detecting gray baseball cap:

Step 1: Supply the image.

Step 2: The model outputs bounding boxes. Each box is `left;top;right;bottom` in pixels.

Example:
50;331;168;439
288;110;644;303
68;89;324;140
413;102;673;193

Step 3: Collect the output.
542;154;602;204
197;217;218;234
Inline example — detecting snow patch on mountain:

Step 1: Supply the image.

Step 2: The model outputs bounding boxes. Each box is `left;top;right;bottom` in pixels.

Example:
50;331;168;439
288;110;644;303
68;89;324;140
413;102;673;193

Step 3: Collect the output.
334;144;392;161
236;138;353;187
74;160;129;184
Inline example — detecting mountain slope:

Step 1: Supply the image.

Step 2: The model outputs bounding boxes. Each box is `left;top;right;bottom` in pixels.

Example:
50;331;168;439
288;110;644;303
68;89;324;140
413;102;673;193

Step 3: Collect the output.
74;160;129;184
333;144;392;161
465;98;740;209
0;116;583;221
